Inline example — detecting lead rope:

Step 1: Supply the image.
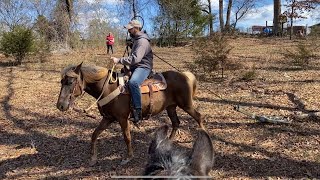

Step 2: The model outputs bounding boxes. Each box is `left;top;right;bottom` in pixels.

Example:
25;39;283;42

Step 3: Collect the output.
154;52;227;102
233;98;291;124
153;53;181;72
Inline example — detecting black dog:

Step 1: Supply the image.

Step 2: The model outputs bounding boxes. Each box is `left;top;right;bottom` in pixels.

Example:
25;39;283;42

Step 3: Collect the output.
144;125;214;179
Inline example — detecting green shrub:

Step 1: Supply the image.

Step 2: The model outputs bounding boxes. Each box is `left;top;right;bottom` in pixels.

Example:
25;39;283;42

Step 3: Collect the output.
283;41;318;68
193;34;232;75
241;69;257;81
0;26;34;65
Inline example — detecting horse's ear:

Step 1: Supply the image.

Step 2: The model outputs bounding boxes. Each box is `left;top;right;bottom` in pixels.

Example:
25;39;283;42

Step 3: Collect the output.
74;62;83;74
148;125;170;154
190;130;214;176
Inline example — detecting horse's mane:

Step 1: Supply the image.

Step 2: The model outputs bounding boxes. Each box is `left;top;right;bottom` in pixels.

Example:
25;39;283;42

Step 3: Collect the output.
61;65;108;83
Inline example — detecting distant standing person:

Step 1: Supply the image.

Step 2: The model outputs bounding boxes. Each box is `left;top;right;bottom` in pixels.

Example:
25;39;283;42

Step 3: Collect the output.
106;32;114;54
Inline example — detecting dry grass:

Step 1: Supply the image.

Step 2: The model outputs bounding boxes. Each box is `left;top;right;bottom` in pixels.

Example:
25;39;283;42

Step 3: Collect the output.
0;37;320;179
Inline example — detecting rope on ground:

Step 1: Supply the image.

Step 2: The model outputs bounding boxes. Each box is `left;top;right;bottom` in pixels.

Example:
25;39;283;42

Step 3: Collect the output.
234;104;292;124
200;84;292;124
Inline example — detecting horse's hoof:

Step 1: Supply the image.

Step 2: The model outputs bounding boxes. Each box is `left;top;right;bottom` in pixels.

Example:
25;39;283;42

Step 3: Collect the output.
120;158;132;165
89;157;97;166
177;129;182;135
131;122;141;129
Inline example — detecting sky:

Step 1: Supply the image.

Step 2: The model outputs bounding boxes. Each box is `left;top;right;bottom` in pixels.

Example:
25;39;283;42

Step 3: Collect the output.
81;0;319;34
236;0;320;30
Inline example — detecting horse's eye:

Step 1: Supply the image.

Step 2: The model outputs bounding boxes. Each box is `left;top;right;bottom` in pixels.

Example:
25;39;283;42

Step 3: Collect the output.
61;78;75;85
66;78;75;85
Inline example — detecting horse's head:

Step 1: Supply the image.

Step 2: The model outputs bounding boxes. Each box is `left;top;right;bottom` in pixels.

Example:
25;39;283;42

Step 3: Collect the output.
57;62;85;111
144;125;215;179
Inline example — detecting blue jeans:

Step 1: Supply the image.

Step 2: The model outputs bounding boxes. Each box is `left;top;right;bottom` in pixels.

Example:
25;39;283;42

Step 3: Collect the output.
128;67;151;110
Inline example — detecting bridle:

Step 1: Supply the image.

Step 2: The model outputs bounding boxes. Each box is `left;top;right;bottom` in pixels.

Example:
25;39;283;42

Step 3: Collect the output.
69;64;116;113
69;71;86;104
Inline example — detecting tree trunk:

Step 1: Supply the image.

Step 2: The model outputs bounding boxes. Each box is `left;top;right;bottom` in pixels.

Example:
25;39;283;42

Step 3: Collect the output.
290;2;294;40
65;0;73;21
273;0;281;36
54;0;73;50
290;15;293;40
219;0;224;32
225;0;233;33
208;0;213;35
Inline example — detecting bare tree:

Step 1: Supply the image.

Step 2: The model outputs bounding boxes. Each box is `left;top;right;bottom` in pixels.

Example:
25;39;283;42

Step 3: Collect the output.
219;0;256;33
200;0;215;35
29;0;54;17
0;0;31;30
29;0;55;40
307;0;320;20
232;0;256;29
284;0;317;39
52;0;73;49
117;0;156;23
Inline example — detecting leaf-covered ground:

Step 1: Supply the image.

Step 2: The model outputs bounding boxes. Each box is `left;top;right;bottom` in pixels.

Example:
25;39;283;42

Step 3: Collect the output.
0;37;320;179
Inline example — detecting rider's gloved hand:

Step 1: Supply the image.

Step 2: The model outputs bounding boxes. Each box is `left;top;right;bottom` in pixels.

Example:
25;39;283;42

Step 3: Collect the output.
111;57;120;64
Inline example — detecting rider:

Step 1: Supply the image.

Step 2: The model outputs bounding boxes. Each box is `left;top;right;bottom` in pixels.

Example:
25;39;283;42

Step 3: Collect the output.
111;20;153;124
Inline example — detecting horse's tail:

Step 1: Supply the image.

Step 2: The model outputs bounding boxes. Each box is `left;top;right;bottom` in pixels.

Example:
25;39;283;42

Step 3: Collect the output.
182;71;197;99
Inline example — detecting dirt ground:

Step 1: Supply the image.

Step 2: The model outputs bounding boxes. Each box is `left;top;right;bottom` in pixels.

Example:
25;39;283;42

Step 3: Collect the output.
0;37;320;179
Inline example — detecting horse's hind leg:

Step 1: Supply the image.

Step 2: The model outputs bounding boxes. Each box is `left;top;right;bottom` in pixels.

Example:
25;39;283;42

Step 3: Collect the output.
90;118;113;166
166;105;180;140
180;105;205;130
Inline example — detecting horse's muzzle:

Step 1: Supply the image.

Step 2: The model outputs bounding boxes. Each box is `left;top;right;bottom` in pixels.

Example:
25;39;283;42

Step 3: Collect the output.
57;101;69;111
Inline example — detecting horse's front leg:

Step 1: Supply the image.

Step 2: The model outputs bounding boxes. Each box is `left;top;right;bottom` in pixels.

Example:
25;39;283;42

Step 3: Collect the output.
118;117;133;165
89;117;113;166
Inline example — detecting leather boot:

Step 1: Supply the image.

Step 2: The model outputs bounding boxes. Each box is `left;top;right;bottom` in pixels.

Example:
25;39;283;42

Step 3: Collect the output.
132;108;142;124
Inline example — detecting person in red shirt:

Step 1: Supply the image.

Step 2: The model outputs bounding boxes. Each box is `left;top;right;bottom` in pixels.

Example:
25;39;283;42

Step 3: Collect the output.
106;32;114;54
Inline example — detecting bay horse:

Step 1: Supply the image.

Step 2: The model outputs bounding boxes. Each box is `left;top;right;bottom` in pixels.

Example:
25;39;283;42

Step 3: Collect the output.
144;125;214;179
56;63;204;165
